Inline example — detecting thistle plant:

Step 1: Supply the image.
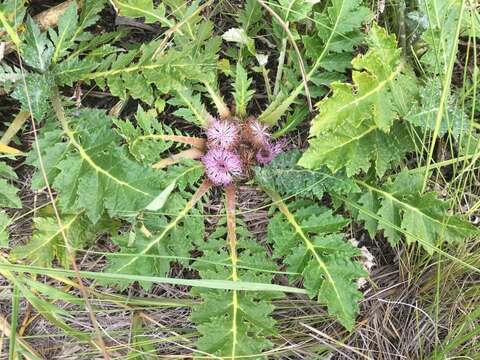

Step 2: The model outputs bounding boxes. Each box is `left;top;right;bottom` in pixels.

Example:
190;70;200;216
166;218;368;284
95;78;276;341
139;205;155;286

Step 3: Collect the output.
202;117;283;185
0;0;478;358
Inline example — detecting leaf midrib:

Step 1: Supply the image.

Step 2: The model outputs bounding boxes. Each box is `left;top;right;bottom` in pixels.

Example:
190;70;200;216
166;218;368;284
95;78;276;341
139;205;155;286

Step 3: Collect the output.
356;180;470;233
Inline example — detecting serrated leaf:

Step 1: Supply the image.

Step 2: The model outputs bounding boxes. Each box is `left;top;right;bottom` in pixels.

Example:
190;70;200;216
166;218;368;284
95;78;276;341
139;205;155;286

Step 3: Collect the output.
49;1;78;63
146;162;204;211
11;73;54;120
272;105;308;137
21;16;53;72
0;63;22;91
304;0;370;60
0;162;21;209
193;298;274;359
357;191;379;238
255;150;360;199
299;24;417;177
146;181;176;212
192;214;277;358
0;1;26;44
114;106;175;164
238;0;263;36
259;0;371;127
233;63;255;118
28;108;166;222
168;88;209;126
105;181;210;289
0;162;17;180
277;0;320;22
0;179;21;208
105;226;170;290
53;56;100;86
9;213;93;267
418;0;468;75
77;0;107;32
112;0;174;27
355;171;478;253
405;80;468;139
266;191;366;330
106;193;205;290
85;36;220;103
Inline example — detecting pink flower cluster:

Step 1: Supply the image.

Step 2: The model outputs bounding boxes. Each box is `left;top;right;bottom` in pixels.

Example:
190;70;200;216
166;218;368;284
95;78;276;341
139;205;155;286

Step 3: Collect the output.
202;147;242;186
256;140;285;165
202;119;241;186
202;118;284;186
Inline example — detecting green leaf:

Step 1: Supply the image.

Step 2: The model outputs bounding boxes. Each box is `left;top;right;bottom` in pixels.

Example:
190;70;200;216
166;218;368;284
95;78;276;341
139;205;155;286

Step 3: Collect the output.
233;63;255;118
106;195;205;290
28;108;166;222
316;0;370;52
0;0;26;44
266;191;366;330
238;0;263;36
146;162;204;211
86;36;220;103
0;162;21;209
168;88;210;126
0;63;22;92
20;16;53;72
355;171;478;253
357;191;379;238
11;73;54;120
77;0;107;33
53;56;99;87
0;161;17;180
9;213;94;267
105;226;171;290
0;211;11;247
302;0;371;73
299;24;417;177
128;314;156;359
258;0;371;126
113;106;175;164
112;0;174;27
192;217;277;358
418;0;467;75
255;150;360;200
272;105;308;137
49;1;79;63
277;0;320;22
0;179;21;208
405;80;468;140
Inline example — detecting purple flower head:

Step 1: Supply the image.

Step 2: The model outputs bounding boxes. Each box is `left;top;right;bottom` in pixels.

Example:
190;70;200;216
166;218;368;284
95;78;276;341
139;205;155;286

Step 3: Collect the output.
249;120;270;146
202;148;243;186
256;140;286;165
206;119;238;149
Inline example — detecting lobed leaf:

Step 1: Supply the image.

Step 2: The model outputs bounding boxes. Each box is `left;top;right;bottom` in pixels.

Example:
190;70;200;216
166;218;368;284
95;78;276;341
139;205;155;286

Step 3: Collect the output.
266;191;366;330
255;150;360;200
233;63;255;119
354;171;479;253
28;108;167;222
299;24;417;177
192;214;277;358
21;16;54;72
0;162;21;209
9;213;101;267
